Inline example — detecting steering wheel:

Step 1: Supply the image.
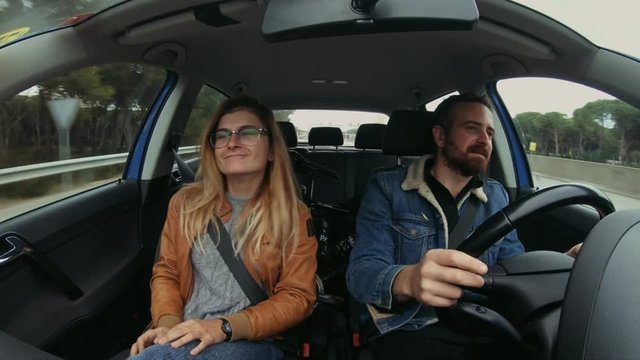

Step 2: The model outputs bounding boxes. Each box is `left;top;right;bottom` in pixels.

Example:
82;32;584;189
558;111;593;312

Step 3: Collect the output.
457;183;615;257
438;184;615;358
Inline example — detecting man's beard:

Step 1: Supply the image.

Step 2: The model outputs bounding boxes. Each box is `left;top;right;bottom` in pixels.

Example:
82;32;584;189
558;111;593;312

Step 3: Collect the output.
442;140;490;177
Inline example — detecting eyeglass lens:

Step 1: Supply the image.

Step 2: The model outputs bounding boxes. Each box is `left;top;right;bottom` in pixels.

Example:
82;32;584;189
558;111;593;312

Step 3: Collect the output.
211;127;265;148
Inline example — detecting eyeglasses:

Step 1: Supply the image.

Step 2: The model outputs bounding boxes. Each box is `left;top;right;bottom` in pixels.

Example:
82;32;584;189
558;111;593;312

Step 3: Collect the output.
209;126;269;148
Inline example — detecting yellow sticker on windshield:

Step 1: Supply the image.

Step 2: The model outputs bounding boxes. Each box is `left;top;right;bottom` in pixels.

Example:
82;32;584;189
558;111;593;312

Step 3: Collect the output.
0;27;30;44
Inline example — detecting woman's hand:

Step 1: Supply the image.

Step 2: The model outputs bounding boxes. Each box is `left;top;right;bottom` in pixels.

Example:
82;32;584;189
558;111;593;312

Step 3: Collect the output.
156;319;227;356
130;326;169;356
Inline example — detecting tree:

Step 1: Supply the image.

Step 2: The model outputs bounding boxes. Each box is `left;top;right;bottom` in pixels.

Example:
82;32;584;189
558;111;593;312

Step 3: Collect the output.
573;99;640;164
274;110;294;123
513;112;544;153
540;112;570;156
183;87;227;146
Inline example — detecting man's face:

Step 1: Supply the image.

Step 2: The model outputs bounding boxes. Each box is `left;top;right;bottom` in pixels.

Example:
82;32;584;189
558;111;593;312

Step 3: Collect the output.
438;102;495;177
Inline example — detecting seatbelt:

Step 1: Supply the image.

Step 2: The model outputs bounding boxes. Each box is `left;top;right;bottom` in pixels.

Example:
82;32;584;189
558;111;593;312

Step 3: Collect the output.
207;218;303;353
447;196;481;250
169;132;195;183
207;218;268;304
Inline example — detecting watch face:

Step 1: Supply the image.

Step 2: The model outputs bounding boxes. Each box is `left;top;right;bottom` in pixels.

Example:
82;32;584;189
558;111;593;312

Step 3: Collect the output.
221;319;232;340
222;321;232;333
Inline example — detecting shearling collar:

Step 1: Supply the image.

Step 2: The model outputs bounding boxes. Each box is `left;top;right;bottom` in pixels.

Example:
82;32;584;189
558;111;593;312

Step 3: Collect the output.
400;155;488;243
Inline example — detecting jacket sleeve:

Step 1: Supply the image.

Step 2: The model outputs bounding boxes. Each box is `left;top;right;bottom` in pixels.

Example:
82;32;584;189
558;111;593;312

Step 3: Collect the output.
226;203;318;340
346;173;407;310
150;195;186;328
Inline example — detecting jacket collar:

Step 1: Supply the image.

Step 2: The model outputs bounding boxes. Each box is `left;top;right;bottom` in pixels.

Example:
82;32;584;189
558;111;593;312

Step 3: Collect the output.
401;155;488;241
401;154;488;204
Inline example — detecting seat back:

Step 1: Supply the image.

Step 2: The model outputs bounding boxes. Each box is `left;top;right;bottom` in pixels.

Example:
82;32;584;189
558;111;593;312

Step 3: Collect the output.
354;123;386;151
303;127;347;203
383;110;436;157
277;121;298;148
344;123;395;211
308;126;344;151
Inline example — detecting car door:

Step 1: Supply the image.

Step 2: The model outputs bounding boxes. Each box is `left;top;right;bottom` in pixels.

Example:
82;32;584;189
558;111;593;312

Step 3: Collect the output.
0;63;178;359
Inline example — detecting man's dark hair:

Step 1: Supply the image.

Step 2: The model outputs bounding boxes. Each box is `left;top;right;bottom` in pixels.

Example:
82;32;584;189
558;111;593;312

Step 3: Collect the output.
433;93;493;133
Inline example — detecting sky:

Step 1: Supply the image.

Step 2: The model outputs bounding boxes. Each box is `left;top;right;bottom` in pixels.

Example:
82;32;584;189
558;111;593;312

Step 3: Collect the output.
515;0;639;58
499;0;638;116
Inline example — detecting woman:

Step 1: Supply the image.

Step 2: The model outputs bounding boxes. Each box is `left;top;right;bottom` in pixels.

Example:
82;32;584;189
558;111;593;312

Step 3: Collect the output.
129;95;318;359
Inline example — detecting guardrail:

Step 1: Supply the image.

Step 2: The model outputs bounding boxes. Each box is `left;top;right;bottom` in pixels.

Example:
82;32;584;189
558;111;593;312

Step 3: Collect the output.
527;154;640;199
0;146;199;186
1;150;638;199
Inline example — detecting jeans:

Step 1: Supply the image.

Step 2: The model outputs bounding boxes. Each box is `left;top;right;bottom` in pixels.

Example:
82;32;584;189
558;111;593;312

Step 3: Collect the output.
370;324;507;360
130;340;283;360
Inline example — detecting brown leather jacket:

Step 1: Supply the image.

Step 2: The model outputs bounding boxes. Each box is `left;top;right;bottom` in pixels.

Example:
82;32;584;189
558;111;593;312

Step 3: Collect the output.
150;192;318;341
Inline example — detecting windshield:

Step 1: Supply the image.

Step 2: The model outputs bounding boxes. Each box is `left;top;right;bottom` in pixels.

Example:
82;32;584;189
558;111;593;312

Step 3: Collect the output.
0;0;127;48
510;0;639;59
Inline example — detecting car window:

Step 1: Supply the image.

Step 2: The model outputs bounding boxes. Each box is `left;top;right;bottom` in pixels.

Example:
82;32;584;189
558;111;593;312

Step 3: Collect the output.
423;91;460;111
498;78;640;210
0;63;166;222
277;109;388;147
179;85;227;160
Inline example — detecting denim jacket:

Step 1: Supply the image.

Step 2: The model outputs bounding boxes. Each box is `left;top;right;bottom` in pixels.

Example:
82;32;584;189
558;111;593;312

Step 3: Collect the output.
346;155;524;336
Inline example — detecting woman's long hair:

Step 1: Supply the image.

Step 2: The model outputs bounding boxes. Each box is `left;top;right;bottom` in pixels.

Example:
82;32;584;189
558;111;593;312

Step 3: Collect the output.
176;95;300;261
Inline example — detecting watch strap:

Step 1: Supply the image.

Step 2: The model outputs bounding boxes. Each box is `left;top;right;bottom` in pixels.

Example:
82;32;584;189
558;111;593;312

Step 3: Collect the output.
220;318;232;342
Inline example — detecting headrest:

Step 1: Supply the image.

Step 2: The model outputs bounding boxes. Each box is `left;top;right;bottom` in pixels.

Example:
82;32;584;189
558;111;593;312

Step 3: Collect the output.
308;127;344;146
383;110;436;156
276;121;297;148
355;123;386;150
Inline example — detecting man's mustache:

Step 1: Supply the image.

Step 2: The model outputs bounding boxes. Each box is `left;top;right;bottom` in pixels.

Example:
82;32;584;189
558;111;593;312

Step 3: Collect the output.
467;144;490;157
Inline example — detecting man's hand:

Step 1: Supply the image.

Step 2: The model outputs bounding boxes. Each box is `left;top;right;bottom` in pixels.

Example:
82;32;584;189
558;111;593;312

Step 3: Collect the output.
155;319;226;356
130;326;169;356
393;248;488;307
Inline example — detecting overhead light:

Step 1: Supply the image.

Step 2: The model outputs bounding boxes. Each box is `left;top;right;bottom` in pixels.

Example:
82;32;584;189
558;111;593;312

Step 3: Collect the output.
310;79;349;85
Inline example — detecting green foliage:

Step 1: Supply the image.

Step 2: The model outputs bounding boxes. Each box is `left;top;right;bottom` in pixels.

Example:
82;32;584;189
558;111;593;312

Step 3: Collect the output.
0;63;166;169
274;110;294;123
514;99;640;164
182;87;227;146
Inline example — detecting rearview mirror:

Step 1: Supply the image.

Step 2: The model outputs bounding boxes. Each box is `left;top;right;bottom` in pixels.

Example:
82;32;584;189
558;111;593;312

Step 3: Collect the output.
262;0;479;42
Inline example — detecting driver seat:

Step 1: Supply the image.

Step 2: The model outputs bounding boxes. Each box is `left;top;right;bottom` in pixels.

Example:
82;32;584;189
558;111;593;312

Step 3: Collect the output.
347;110;437;359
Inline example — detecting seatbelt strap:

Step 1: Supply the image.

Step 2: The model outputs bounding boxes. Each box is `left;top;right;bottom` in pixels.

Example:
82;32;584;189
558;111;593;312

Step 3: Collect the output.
207;218;301;353
207;218;268;305
448;196;481;249
169;131;195;183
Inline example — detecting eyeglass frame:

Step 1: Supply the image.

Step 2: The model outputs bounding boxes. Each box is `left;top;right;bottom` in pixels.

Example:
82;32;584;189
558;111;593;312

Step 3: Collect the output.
208;126;270;148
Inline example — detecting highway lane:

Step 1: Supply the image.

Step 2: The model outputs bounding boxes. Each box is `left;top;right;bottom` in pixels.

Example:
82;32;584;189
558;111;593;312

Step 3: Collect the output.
532;172;640;210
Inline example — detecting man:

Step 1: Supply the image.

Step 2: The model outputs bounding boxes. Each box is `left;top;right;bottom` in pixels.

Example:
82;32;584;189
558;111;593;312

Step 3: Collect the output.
346;93;525;359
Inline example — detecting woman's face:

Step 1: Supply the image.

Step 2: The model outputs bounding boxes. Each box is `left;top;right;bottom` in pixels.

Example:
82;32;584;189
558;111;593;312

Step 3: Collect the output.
213;110;271;180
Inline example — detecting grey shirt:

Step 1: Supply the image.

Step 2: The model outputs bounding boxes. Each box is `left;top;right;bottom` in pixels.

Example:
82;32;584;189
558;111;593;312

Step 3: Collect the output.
183;194;251;321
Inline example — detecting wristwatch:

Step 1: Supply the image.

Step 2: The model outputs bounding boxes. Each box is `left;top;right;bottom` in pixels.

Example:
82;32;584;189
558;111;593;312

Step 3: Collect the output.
220;318;233;342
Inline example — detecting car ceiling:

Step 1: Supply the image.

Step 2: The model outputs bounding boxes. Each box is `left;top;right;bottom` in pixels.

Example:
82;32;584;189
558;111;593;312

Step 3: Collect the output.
0;0;628;114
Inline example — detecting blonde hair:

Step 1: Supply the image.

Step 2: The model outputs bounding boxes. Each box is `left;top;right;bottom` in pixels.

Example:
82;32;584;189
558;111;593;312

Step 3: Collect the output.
176;96;300;260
